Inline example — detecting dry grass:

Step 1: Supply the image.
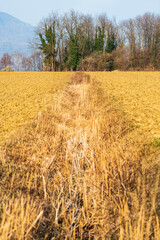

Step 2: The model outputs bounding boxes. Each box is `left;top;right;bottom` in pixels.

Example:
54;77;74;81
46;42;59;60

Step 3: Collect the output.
0;72;71;144
0;72;160;239
89;72;160;140
70;72;91;85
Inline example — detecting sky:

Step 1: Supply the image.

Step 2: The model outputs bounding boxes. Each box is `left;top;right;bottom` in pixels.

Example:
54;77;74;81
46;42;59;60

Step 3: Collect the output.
1;0;160;26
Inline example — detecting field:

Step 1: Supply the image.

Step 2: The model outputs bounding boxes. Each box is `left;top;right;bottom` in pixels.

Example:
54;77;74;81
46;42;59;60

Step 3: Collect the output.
96;72;160;139
0;72;160;239
0;72;71;143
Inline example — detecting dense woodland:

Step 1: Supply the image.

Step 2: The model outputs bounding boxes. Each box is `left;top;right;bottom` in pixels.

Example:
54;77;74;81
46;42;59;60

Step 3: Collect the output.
1;11;160;71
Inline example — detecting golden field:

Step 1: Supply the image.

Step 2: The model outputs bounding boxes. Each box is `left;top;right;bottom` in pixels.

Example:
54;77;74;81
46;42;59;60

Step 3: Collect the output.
0;72;71;143
0;72;160;239
1;72;160;144
91;72;160;140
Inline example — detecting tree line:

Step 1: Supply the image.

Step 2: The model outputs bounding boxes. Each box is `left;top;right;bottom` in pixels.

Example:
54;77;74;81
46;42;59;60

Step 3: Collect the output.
36;11;160;71
0;52;43;71
1;11;160;71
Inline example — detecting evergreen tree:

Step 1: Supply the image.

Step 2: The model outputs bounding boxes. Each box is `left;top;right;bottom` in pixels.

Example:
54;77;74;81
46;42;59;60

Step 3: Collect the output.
68;33;81;70
105;31;117;53
39;21;56;71
84;37;92;56
105;31;117;71
63;47;69;69
93;26;105;52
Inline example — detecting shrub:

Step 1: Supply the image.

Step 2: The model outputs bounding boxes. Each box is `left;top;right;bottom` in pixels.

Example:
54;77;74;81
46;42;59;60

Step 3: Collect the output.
70;72;91;85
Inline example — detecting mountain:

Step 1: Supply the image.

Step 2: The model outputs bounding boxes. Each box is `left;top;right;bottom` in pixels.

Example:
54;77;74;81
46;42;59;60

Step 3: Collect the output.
0;12;35;58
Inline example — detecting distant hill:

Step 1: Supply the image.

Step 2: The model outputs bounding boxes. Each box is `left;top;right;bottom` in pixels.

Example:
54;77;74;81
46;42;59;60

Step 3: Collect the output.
0;12;35;58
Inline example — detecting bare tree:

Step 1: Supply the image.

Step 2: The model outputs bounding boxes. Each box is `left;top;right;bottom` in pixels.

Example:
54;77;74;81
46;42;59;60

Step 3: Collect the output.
11;52;24;71
0;53;11;69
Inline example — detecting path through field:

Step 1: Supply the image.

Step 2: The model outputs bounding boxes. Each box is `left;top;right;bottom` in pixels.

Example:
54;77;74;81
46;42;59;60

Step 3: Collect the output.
0;75;160;239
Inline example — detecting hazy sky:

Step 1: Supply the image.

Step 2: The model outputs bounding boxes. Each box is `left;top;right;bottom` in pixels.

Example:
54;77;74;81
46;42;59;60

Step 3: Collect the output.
1;0;160;26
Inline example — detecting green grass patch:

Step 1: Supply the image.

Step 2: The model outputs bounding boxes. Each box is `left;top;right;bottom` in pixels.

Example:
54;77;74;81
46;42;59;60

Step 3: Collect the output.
151;138;160;147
